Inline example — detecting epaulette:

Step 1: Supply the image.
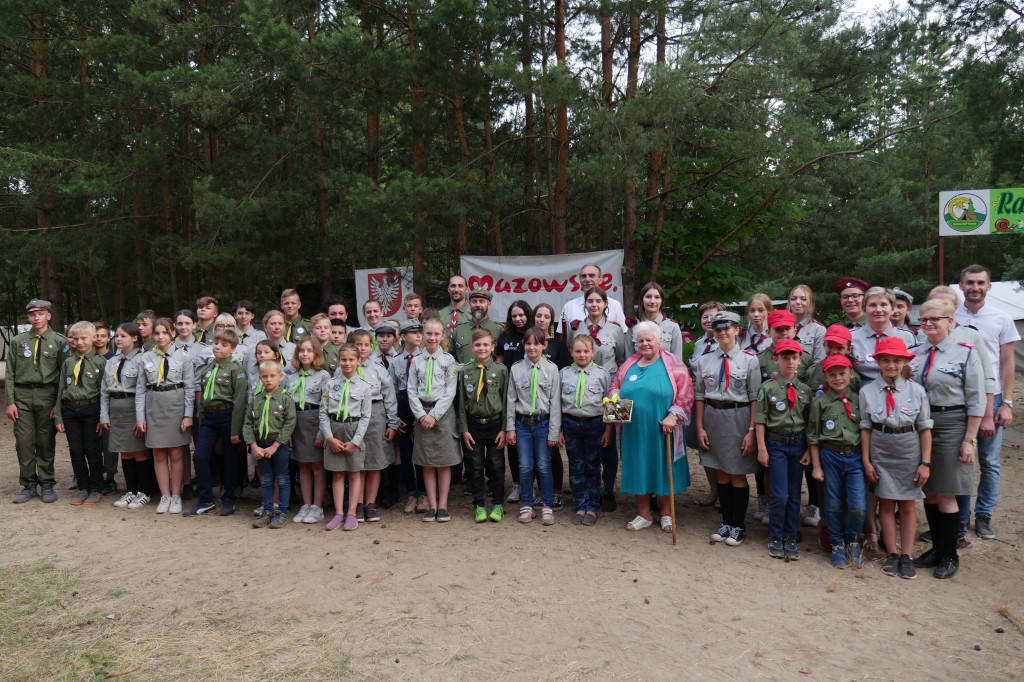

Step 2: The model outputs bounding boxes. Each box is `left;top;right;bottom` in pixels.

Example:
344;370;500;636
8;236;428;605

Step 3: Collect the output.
958;342;974;350
625;317;638;329
813;319;826;327
743;349;757;357
609;320;622;328
570;320;581;331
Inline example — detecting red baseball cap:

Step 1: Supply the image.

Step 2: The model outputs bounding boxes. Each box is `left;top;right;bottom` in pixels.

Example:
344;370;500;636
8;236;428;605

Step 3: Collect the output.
871;336;915;360
767;310;796;328
773;339;802;355
834;277;869;294
823;324;852;345
822;355;853;371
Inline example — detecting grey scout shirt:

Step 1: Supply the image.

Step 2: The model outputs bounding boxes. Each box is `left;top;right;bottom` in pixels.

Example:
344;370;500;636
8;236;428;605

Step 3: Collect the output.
135;347;196;421
754;377;811;433
689;334;719;374
389;348;419;394
559;362;611;419
625;314;683;358
244;387;296;444
318;374;372;447
568;317;627;375
858;376;933;431
99;349;143;424
950;324;996;395
909;334;986;417
694;344;761;402
505;357;561;441
285;369;331;411
196;356;249;434
793;315;826;363
55;351;107;425
456;358;508;431
807;391;861;447
357;358;400;429
850;323;918;383
408;349;458;421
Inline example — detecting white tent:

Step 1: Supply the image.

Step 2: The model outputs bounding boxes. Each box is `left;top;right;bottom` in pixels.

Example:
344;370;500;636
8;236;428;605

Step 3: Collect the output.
950;281;1024;376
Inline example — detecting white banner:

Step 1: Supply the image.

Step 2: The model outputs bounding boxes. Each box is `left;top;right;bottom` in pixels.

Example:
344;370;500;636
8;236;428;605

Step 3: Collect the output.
354;266;414;321
460;250;624;319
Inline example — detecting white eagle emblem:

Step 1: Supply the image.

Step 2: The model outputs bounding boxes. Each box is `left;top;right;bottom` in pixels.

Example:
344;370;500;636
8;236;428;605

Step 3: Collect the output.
369;273;402;316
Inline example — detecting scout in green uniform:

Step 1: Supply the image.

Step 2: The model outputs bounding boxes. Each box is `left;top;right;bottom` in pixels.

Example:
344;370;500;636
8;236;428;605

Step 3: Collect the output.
804;324;861;397
244;361;297;529
194;296;219;344
808;354;867;569
754;339;811;560
135;310;158;351
55;321;108;505
323;319;346;374
757;309;814;384
7;299;69;503
281;288;311;343
186;329;250;517
439;275;472;338
456;328;509;522
451;289;504;365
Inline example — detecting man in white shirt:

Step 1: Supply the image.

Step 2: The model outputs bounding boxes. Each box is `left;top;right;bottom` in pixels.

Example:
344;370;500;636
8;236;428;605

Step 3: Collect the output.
557;264;626;333
954;264;1019;541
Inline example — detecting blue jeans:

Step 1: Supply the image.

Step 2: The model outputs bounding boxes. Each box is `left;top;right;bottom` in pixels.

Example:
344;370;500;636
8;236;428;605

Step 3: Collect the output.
767;434;805;541
958;393;1002;529
820;448;866;546
563;417;604;513
516;418;553;508
193;408;238;505
256;440;291;510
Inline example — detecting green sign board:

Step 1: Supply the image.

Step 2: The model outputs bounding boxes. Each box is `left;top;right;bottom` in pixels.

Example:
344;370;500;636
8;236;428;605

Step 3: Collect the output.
939;188;1024;236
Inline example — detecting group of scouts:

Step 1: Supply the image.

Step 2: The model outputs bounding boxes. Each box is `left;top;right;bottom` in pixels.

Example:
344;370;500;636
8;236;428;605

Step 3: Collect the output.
4;263;1016;581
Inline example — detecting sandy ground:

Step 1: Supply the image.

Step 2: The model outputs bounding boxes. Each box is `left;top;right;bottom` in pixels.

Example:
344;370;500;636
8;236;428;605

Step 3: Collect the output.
1;415;1022;681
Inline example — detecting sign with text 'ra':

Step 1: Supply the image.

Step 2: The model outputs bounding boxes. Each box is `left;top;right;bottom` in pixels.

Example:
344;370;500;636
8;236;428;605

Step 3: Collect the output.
939;188;1024;236
460;250;624;318
355;266;413;319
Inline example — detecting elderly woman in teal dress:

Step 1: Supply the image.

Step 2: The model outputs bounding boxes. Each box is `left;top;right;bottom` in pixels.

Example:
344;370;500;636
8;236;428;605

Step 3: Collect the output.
609;321;695;533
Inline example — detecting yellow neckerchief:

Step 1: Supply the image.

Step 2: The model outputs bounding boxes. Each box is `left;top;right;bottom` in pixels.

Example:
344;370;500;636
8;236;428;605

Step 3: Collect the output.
475;360;487;403
155;348;170;387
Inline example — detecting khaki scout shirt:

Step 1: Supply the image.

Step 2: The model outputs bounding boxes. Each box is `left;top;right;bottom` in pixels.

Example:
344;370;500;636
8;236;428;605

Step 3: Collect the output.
244;387;296;444
4;327;68;405
807;391;861;448
55;351;107;425
457;358;508;431
755;377;811;433
196;356;250;434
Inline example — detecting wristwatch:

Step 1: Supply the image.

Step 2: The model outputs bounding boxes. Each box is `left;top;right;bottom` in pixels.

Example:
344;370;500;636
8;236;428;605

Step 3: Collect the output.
964;438;978;447
1003;400;1014;408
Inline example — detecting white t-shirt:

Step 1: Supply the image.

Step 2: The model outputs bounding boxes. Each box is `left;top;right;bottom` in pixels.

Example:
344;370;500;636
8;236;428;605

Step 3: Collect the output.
955;302;1020;393
558;296;625;333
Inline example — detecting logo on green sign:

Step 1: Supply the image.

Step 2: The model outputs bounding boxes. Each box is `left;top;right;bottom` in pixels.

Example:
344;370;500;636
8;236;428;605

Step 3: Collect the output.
943;193;987;232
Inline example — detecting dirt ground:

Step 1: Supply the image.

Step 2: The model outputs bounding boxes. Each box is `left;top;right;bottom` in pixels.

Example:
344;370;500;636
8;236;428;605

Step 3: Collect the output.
1;415;1022;681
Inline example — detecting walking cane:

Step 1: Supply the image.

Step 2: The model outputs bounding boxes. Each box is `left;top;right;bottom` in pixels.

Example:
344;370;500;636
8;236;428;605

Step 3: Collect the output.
666;431;677;546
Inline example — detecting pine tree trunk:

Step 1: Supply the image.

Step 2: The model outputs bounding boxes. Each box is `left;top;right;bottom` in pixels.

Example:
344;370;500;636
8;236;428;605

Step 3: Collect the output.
521;0;539;254
409;2;427;294
621;8;641;305
599;6;614;250
551;0;568;254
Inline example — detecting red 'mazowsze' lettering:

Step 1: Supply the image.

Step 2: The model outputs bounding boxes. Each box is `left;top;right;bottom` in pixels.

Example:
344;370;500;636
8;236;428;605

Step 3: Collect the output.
465;273;613;296
468;275;493;291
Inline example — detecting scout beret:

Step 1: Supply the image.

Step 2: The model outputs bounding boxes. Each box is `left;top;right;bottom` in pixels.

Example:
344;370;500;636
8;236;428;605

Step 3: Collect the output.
710;310;741;328
26;299;51;312
468;289;492;301
834;277;869;294
767;309;796;328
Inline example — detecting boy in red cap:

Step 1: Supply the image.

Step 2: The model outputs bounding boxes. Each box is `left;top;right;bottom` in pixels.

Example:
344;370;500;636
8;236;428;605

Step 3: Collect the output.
757;310;814;385
805;325;861;397
808;354;866;569
755;339;811;560
835;277;869;329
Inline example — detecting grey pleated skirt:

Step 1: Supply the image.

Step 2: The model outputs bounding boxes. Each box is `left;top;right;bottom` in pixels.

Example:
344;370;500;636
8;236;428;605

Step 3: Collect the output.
412;406;461;467
290;408;323;463
108;396;146;453
144;389;192;448
323;420;364;472
698;404;761;475
869;430;924;500
923;409;973;496
362;405;390;471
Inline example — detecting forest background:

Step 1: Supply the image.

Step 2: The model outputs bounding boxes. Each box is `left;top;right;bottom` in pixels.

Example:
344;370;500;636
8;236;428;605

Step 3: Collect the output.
1;0;1022;333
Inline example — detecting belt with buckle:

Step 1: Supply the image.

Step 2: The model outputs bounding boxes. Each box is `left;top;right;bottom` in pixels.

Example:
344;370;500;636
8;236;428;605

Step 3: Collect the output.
62;399;99;408
564;414;602;423
516;413;549;425
706;399;750;410
203;403;231;413
931;404;965;413
469;414;501;425
820;441;857;454
107;392;132;400
767;430;804;444
871;423;916;434
330;415;359;424
295;404;319;411
150;384;183;392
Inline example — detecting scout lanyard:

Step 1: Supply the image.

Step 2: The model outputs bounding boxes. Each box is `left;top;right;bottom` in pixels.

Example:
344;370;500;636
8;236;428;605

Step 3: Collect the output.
203;363;219;401
290;370;309;409
450;310;458;337
335;379;351;420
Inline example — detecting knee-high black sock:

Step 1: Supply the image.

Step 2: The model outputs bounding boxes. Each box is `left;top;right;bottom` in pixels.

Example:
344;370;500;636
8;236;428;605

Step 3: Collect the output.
139;458;157;496
122;459;138;494
940;511;960;561
754;470;765;497
718;483;732;525
734;485;750;529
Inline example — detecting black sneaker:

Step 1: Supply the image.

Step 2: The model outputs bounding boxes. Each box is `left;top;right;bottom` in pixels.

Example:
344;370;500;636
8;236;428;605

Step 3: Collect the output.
551;494;564;511
913;547;940;568
975;516;995;540
218;499;236;516
882;553;899;577
783;538;799;560
40;484;58;503
436;509;451;523
355;503;365;523
422;509;437;522
898;554;917;580
183;501;217;517
934;555;959;579
768;538;784;559
725;527;746;546
918;530;932;543
957;532;972;550
68;477;79;490
101;479;117;495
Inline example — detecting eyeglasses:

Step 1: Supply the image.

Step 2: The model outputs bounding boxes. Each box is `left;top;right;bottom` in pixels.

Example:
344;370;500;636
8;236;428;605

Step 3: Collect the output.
919;317;949;325
839;294;863;301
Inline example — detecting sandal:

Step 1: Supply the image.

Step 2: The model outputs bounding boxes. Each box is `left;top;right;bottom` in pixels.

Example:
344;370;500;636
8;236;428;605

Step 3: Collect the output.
863;532;879;553
626;515;653;531
659;515;673;533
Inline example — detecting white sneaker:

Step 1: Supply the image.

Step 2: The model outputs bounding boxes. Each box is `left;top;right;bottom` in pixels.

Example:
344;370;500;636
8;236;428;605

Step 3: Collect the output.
753;495;768;520
802;504;821;527
127;493;150;509
169;495;182;514
303;505;324;524
292;504;310;523
155;495;171;514
507;484;522;503
113;492;136;508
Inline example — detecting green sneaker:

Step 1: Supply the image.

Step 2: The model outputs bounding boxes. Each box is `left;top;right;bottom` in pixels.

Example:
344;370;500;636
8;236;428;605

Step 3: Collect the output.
488;504;503;522
475;506;488;523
